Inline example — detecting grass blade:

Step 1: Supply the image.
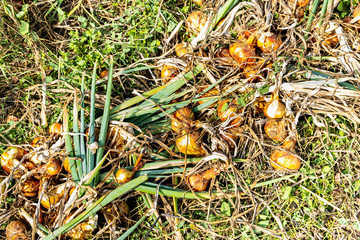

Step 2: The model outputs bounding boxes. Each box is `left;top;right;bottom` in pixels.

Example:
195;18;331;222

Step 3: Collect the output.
63;105;80;182
94;57;114;186
87;61;98;177
80;77;86;174
116;215;148;240
42;175;148;240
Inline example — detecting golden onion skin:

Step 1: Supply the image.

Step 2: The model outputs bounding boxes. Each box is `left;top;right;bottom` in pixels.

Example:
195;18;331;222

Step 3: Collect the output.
171;107;195;133
49;123;62;135
161;65;179;83
6;221;29;240
31;136;45;148
188;164;222;191
297;0;310;7
257;32;282;53
270;149;301;170
65;214;97;240
217;99;243;126
263;94;286;119
270;137;301;170
175;43;192;57
229;41;256;67
20;177;40;197
115;168;133;184
176;130;206;156
354;5;360;19
186;11;207;35
264;119;287;142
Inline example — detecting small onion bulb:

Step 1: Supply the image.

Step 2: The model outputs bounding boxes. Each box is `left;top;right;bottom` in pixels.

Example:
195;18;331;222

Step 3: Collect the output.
6;221;29;240
188;164;223;191
176;130;206;156
229;41;256;67
186;11;207;35
264;119;287;142
270;137;301;170
161;65;179;83
175;43;193;57
171;107;195;133
263;93;286;119
49;123;62;135
257;32;282;53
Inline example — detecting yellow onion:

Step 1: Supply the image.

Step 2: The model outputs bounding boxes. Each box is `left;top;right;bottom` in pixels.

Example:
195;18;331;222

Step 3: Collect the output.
20;177;40;197
116;151;145;184
107;127;126;158
31;136;45;148
161;65;179;83
175;42;192;57
257;32;282;53
217;99;243;126
186;11;207;35
1;147;33;178
243;65;262;83
270;137;301;170
171;107;195;133
49;123;62;135
41;183;68;209
176;130;206;156
6;221;29;240
265;119;287;142
296;0;310;7
214;48;237;66
263;93;286;119
253;96;266;114
198;87;219;107
65;213;97;240
322;33;339;47
188;164;222;191
229;41;256;67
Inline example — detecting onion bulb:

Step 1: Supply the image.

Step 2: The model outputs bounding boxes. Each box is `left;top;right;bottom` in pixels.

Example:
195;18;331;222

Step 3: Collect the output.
265;119;287;142
198;87;219;107
103;201;129;223
31;136;45;148
229;41;256;67
257;32;282;53
20;177;40;197
99;69;109;79
63;157;71;173
6;221;29;240
41;183;68;209
85;128;100;142
161;65;179;83
188;164;223;191
176;130;206;156
263;93;286;119
171;107;195;133
270;137;301;170
220;127;242;149
34;158;61;178
243;65;262;83
186;11;207;35
217;99;243;126
65;213;97;240
116;151;145;184
1;147;32;178
214;48;237;66
49;123;62;135
6;115;19;123
175;42;192;57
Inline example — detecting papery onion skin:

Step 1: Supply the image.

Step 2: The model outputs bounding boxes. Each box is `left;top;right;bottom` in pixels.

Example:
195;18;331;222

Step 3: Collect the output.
6;221;29;240
175;43;192;57
115;168;133;184
161;65;179;83
65;214;97;240
49;123;62;135
198;87;219;107
188;164;222;191
257;32;282;53
265;119;287;142
186;11;207;35
229;41;256;67
217;99;242;126
263;94;286;119
21;177;40;197
270;137;301;170
176;130;206;156
171;107;195;133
